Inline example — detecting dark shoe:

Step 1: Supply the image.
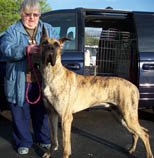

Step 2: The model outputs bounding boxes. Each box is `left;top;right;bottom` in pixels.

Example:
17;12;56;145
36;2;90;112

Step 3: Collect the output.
39;143;51;150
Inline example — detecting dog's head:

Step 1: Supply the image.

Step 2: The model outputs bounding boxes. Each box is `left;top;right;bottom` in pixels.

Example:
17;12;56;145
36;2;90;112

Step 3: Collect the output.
40;25;70;66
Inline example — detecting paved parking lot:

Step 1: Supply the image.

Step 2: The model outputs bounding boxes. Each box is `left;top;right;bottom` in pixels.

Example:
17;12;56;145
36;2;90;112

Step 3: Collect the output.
0;108;154;158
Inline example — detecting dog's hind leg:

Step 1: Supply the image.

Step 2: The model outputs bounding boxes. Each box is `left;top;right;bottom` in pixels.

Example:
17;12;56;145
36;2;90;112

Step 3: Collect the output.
121;118;139;154
122;113;153;158
61;113;73;158
112;108;139;154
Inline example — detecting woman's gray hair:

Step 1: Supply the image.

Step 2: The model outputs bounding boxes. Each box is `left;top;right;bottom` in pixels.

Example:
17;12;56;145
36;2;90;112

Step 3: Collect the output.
19;0;41;14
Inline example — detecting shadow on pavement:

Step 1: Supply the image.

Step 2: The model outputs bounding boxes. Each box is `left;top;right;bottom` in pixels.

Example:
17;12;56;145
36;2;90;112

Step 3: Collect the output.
0;111;46;158
0;113;13;144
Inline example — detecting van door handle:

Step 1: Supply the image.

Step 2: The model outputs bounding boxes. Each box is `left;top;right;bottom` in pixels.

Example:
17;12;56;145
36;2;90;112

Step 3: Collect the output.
64;64;80;70
142;64;154;70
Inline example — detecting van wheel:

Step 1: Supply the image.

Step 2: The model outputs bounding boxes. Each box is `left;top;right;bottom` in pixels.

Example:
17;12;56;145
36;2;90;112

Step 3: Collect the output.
153;106;154;114
152;107;154;118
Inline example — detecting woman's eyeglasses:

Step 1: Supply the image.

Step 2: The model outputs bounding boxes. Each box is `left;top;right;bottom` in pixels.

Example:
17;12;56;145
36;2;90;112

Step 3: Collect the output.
23;12;40;18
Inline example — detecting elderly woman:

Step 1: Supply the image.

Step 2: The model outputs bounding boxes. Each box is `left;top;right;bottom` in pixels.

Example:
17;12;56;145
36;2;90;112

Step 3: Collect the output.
0;0;59;155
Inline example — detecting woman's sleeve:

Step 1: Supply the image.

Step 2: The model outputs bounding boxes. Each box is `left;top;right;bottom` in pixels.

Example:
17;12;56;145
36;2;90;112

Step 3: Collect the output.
0;27;26;62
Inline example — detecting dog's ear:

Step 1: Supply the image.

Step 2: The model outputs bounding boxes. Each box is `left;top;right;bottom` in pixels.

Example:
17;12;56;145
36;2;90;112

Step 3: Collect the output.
40;25;48;44
59;37;71;44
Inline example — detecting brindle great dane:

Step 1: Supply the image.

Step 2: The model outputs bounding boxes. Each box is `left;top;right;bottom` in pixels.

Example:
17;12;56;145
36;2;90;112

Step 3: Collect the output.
38;26;153;158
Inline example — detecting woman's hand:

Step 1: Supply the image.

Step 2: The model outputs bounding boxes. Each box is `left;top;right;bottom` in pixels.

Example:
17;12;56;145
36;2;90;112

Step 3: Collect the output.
27;44;40;55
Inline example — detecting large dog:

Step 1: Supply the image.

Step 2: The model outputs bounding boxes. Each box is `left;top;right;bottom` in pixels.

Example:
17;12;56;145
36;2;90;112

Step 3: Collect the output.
38;26;153;158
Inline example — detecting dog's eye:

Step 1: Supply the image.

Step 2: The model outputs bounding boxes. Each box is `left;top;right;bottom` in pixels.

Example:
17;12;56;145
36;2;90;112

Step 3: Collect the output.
54;42;60;48
42;40;48;46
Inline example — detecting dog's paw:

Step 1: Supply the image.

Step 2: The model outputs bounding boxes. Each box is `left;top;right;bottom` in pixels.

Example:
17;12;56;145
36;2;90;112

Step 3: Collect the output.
53;146;58;151
146;154;154;158
128;147;135;154
42;152;51;158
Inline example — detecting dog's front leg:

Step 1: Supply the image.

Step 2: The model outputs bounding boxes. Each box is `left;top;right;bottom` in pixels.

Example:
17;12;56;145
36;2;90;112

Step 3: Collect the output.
48;106;59;151
42;98;59;158
61;114;73;158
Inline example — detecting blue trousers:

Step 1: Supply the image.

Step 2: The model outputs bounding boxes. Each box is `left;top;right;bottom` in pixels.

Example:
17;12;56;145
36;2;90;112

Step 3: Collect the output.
9;83;50;148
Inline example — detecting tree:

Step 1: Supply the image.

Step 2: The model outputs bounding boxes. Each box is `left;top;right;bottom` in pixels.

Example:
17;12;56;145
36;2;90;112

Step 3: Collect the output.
85;33;99;46
0;0;52;33
0;0;21;33
39;0;52;13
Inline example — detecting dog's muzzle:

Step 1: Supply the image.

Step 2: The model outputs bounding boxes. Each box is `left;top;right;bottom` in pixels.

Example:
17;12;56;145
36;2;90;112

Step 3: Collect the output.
42;44;57;66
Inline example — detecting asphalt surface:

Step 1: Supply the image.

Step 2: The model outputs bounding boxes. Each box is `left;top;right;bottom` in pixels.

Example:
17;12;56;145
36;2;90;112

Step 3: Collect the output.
0;108;154;158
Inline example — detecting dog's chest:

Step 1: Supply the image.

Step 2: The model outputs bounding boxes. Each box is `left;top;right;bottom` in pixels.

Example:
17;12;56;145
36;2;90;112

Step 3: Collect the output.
43;85;51;97
42;68;52;83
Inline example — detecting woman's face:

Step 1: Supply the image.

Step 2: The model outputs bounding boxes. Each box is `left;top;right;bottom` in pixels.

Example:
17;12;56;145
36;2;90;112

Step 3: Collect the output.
21;8;40;29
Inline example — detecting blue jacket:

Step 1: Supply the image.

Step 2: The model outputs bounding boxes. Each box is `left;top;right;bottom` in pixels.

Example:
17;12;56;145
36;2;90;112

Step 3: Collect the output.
0;20;59;106
0;32;7;62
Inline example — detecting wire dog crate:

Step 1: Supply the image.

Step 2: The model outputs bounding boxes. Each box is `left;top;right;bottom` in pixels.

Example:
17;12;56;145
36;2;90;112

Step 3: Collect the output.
84;29;135;80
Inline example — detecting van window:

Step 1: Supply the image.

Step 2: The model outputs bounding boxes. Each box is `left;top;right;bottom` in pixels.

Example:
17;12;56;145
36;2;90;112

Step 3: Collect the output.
65;27;76;50
53;27;60;35
41;13;77;50
134;13;154;52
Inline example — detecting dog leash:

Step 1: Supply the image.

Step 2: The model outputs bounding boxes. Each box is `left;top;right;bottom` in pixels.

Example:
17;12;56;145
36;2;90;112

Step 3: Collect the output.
26;45;41;104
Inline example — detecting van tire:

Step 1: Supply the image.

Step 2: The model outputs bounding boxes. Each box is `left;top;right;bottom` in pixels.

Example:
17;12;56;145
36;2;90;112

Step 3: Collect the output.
152;107;154;117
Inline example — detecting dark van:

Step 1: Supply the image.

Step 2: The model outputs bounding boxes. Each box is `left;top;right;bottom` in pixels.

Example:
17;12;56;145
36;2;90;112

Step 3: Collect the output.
41;8;154;113
1;8;154;114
